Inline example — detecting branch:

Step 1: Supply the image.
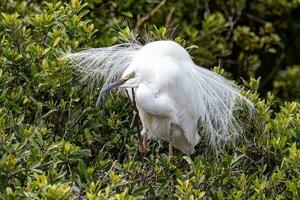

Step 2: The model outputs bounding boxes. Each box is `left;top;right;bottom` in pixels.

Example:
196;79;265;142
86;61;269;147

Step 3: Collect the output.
245;12;267;24
165;6;175;27
261;51;285;88
134;0;167;32
226;8;244;40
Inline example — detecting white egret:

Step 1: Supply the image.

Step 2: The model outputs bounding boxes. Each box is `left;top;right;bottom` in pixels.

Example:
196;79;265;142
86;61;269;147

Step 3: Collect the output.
66;40;254;158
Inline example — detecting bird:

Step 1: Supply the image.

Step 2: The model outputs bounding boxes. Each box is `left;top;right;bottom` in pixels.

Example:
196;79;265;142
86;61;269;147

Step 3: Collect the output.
66;40;254;158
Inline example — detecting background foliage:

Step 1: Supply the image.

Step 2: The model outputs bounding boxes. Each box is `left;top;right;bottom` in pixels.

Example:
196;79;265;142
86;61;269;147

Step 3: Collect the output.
0;0;299;199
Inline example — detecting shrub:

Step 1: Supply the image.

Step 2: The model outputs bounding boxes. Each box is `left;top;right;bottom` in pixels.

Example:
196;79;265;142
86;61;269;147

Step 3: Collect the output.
0;0;299;199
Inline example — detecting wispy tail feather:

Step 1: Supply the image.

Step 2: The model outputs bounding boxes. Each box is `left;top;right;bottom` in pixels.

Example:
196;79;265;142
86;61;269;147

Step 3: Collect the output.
184;63;255;148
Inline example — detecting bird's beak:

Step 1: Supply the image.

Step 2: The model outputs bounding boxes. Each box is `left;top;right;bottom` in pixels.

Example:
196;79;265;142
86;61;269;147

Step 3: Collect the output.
102;78;128;93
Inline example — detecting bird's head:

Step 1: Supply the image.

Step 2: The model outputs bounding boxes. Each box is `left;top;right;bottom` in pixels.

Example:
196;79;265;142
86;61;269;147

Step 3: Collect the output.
102;40;186;93
102;69;140;93
102;60;154;93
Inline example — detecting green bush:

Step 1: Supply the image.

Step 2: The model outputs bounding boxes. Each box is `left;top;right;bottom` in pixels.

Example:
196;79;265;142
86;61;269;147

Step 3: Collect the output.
0;0;299;199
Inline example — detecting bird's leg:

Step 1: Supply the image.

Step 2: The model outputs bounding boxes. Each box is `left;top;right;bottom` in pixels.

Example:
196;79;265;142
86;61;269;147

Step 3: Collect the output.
168;124;174;160
126;89;145;154
130;88;144;154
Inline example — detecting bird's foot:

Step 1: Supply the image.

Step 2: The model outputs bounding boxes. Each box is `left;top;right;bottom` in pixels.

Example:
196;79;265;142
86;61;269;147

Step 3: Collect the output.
138;134;147;154
143;134;147;149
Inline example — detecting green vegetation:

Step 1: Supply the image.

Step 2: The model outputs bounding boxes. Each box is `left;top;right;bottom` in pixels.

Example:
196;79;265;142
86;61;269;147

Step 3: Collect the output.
0;0;299;199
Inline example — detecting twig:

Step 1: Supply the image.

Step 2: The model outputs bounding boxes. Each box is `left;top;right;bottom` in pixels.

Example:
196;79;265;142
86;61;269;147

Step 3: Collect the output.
130;111;138;128
134;0;167;32
165;6;175;27
245;12;267;24
99;160;117;188
226;8;244;40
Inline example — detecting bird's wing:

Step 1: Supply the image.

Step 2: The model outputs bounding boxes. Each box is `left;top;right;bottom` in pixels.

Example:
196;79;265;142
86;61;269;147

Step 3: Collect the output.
178;60;254;148
153;56;201;147
135;85;199;154
173;102;200;147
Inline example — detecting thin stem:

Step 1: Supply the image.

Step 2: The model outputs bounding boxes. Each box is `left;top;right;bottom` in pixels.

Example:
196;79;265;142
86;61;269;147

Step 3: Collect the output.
168;125;174;160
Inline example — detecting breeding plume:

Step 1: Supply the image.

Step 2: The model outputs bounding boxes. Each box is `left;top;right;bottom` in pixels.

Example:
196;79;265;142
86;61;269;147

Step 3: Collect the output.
66;40;254;157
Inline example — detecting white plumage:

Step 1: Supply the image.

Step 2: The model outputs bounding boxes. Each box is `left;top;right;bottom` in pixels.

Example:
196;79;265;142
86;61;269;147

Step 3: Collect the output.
66;40;254;155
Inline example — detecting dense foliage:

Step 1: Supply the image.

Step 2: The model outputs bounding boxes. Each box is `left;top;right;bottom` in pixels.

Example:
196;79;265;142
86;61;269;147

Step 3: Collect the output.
0;0;299;199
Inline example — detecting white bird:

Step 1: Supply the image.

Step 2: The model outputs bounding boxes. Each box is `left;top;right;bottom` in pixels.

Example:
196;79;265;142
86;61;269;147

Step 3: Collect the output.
66;40;254;158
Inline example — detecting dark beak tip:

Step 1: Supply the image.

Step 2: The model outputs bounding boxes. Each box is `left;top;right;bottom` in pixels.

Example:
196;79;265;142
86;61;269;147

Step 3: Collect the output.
102;79;127;93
